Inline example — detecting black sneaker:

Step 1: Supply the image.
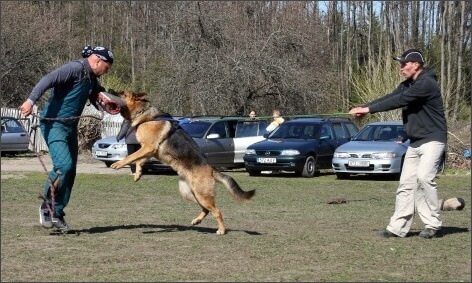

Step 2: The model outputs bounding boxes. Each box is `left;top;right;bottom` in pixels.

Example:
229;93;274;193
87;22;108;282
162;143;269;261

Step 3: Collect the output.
378;229;398;238
38;203;52;228
52;216;70;232
419;228;441;239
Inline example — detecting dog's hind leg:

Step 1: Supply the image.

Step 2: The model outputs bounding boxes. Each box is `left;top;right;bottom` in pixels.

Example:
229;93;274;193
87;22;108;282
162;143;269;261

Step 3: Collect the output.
178;178;217;231
182;174;225;234
190;208;210;226
193;195;225;235
192;187;225;235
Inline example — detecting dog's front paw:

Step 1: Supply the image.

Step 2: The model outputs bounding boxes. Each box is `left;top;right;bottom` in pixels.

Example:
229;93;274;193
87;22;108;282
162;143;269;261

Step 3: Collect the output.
110;161;124;169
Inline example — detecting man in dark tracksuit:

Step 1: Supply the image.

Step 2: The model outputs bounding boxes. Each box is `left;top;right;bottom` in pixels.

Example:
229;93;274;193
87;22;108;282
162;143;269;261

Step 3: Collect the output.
19;45;115;232
116;119;141;174
349;49;447;239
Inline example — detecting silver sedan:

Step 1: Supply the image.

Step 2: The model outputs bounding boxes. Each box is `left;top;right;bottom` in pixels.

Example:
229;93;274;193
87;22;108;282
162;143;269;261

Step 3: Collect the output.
332;121;409;179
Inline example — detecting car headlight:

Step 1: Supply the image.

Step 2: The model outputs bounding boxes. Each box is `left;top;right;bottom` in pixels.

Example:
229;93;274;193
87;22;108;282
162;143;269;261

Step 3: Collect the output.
334;152;350;158
280;149;300;156
112;144;127;149
372;152;396;159
245;149;256;155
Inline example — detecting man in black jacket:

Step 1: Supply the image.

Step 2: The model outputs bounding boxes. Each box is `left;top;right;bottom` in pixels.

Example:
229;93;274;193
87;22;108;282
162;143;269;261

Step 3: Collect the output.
349;49;447;239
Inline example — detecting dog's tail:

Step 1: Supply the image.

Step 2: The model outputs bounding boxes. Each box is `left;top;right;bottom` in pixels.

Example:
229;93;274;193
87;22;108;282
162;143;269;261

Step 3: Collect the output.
213;171;255;202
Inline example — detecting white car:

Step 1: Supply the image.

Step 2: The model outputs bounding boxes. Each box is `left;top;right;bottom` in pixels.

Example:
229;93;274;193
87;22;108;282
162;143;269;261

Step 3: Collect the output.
91;136;127;167
91;136;172;172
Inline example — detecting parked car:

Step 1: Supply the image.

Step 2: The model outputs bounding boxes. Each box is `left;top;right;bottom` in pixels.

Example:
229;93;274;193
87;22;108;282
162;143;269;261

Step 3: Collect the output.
1;116;30;156
91;116;268;171
243;117;359;177
91;136;128;168
331;120;409;179
179;116;269;169
91;134;173;172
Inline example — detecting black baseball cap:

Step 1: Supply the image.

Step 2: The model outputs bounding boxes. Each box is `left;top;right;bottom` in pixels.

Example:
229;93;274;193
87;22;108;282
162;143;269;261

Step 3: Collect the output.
393;49;424;63
92;46;114;64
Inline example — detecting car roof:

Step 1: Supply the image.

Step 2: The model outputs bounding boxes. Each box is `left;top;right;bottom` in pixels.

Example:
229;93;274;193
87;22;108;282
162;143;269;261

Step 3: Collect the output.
184;116;258;122
364;120;403;126
286;117;353;123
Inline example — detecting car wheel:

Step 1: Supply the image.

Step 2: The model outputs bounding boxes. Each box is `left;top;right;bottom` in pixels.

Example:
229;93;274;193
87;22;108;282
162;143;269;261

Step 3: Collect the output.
247;169;261;176
301;156;316;177
336;172;350;180
104;161;112;168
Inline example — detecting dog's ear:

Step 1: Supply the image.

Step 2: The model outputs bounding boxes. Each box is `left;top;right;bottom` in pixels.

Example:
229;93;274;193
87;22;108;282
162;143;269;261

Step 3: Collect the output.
132;91;150;102
134;92;148;98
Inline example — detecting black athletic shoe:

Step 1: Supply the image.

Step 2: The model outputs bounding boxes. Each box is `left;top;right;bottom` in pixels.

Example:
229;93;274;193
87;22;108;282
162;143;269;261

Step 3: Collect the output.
419;228;441;239
378;229;398;238
52;216;70;232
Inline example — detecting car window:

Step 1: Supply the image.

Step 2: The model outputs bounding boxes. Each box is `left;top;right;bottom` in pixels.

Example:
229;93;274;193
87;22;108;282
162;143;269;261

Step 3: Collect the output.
320;124;332;139
352;125;375;141
379;127;397;140
301;124;316;139
344;122;359;137
332;122;348;139
180;121;212;138
236;121;263;137
1;118;25;133
208;121;228;138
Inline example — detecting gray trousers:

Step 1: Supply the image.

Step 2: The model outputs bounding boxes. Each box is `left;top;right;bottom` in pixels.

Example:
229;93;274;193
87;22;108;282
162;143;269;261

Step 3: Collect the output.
386;141;446;237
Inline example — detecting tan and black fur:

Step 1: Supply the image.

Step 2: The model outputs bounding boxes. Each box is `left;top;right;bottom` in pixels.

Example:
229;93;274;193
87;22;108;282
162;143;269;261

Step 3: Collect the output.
110;90;255;235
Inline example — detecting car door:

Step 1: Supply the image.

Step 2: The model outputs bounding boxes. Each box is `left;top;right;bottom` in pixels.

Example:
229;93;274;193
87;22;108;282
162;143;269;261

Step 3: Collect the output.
332;122;352;145
233;119;267;164
1;117;30;152
317;123;338;168
200;120;235;167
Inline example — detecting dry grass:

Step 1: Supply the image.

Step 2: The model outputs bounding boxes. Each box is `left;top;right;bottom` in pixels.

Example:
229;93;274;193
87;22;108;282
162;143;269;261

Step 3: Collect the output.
1;169;470;282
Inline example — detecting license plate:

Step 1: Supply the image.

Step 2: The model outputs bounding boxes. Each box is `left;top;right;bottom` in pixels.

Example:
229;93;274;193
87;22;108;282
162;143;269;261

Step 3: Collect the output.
257;157;276;164
348;160;370;167
95;151;108;157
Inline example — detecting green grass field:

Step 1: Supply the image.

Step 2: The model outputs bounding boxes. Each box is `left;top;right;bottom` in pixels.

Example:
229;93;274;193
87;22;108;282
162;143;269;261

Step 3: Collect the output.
1;169;470;282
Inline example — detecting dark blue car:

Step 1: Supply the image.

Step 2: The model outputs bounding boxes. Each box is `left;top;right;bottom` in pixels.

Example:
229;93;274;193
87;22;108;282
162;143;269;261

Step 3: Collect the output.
243;117;359;177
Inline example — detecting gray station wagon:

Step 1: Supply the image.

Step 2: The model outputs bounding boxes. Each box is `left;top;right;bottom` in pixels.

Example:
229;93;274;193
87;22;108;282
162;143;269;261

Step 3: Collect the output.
179;116;269;170
1;116;30;156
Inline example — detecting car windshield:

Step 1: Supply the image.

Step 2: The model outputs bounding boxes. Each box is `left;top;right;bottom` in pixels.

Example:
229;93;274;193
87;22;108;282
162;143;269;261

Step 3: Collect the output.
180;121;212;138
353;124;406;141
269;123;320;139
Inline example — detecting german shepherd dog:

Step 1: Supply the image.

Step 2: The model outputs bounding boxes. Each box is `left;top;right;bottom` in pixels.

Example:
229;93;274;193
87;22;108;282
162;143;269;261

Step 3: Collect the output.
109;90;255;235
